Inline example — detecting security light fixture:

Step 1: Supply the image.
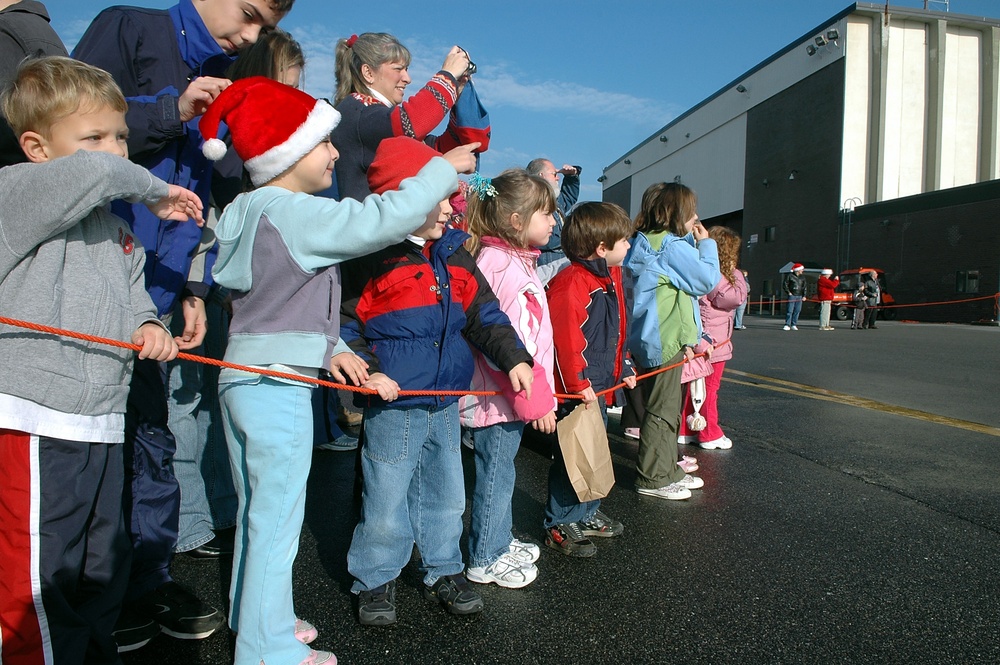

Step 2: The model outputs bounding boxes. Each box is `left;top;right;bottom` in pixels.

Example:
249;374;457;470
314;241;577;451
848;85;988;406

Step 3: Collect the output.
597;175;608;182
815;35;827;47
659;135;668;142
827;28;840;41
623;159;631;165
736;84;747;93
806;44;818;56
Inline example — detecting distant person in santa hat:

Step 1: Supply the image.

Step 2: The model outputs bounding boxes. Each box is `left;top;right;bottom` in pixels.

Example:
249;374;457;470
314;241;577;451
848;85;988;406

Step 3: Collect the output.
817;268;839;330
199;76;480;665
782;262;806;330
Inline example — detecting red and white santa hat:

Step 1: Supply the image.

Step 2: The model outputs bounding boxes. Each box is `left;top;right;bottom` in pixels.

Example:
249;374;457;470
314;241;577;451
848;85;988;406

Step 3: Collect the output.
792;263;804;272
199;76;341;187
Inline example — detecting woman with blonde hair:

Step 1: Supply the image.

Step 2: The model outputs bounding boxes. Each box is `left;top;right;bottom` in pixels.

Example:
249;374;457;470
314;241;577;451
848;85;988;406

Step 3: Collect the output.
331;32;489;200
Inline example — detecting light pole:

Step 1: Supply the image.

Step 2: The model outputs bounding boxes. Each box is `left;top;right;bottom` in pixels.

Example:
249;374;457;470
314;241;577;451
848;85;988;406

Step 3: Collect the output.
839;197;862;272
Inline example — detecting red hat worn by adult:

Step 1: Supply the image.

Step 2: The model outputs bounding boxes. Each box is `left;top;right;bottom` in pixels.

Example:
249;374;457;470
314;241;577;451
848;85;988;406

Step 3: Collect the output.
199;76;341;187
792;263;804;272
367;136;442;195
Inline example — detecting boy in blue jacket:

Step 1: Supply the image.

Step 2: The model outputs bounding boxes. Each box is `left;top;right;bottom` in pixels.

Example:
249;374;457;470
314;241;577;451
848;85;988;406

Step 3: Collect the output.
73;0;291;646
201;78;481;665
339;137;535;625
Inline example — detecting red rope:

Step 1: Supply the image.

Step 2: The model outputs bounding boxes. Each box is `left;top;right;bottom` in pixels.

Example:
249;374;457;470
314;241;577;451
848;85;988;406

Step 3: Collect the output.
0;314;719;401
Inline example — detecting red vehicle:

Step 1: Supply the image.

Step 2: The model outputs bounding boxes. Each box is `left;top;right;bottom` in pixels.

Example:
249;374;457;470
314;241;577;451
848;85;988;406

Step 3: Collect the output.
831;268;896;320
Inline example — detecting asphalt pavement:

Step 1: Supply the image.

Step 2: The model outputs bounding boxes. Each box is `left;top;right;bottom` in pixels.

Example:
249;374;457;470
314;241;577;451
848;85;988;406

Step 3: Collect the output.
123;313;1000;665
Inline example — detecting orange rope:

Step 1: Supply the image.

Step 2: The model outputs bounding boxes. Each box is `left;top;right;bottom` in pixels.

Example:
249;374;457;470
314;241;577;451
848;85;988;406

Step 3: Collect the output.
0;314;721;401
752;293;999;309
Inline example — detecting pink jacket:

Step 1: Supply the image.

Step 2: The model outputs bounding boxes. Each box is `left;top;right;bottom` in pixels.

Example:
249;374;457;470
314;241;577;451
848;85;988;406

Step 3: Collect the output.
699;269;748;364
461;237;556;428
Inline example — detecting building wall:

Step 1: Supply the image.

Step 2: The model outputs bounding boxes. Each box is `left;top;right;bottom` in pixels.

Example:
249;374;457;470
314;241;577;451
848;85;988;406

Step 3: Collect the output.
741;63;846;297
846;179;1000;322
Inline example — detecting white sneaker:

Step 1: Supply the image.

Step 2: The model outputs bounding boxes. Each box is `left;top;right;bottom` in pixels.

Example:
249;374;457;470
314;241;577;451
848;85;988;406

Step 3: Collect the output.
461;428;474;450
792;325;799;331
508;538;540;564
699;436;732;450
783;325;791;331
677;435;697;445
467;552;538;588
636;483;692;500
676;474;705;490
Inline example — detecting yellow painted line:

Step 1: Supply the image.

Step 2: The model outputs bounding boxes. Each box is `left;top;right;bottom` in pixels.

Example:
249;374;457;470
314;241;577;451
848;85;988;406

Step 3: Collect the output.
724;369;1000;438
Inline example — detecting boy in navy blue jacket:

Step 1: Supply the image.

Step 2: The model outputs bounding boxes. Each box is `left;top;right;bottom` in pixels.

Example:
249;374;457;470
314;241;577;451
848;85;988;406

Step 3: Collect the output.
72;0;292;648
339;137;535;626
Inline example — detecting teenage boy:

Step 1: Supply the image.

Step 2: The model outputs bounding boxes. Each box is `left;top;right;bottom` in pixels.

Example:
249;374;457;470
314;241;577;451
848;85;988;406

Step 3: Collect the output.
543;202;637;557
0;56;203;664
73;0;291;647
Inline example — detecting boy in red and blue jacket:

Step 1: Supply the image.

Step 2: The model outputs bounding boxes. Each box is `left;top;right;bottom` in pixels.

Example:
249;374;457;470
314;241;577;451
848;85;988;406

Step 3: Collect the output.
543;202;637;558
339;137;533;627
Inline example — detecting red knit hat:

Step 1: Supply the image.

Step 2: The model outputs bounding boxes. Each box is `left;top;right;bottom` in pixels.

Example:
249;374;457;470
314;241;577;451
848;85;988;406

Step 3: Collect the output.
792;263;804;271
367;136;441;195
199;76;341;187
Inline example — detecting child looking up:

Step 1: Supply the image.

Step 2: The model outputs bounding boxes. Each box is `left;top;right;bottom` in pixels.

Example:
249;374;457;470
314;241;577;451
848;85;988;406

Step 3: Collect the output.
544;202;637;557
627;182;719;501
200;77;479;665
461;169;559;588
0;56;202;664
339;137;534;624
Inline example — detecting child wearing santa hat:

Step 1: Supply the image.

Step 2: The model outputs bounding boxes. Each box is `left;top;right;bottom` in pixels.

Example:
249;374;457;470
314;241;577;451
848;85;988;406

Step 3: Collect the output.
199;77;479;665
338;136;535;625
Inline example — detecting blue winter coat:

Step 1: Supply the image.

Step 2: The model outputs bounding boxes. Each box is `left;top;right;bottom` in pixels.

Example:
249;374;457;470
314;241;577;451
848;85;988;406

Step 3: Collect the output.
73;0;234;315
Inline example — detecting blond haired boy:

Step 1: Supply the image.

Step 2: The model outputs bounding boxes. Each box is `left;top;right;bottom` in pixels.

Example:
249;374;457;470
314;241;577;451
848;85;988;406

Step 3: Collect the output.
0;56;203;663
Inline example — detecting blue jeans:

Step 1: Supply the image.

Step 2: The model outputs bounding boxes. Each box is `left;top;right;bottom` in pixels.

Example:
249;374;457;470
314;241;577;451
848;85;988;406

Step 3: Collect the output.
168;291;236;552
544;403;607;528
219;378;313;665
468;421;525;568
784;296;803;326
348;404;465;591
734;300;746;328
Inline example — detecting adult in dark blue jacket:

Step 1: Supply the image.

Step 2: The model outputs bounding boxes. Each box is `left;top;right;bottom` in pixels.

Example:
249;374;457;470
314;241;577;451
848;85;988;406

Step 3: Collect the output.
72;0;288;650
0;0;67;167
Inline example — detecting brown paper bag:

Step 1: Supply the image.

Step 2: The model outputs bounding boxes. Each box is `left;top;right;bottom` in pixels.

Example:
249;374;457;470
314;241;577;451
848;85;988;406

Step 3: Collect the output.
557;403;615;502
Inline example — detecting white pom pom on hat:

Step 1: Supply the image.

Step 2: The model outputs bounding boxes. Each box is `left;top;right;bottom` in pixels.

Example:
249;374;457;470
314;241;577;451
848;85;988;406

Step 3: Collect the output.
202;138;228;161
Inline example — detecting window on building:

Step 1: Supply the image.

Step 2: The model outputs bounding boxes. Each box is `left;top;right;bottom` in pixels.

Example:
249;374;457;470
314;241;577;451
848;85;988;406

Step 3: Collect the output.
764;226;776;242
956;270;980;294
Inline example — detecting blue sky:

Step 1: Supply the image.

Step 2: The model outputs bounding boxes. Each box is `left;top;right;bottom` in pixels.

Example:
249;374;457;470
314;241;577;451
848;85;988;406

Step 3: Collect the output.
49;0;1000;201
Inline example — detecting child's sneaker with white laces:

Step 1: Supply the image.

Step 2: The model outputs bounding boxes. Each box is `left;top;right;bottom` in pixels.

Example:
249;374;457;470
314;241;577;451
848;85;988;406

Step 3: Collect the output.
676;474;705;489
298;650;336;665
579;510;624;538
508;538;540;564
467;552;538;588
636;483;692;500
294;618;318;644
699;435;732;450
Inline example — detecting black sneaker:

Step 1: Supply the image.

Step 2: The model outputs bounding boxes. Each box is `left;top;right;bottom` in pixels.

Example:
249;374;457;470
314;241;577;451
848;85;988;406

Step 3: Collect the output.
113;607;160;653
357;580;397;626
422;574;483;616
545;522;597;557
131;581;225;640
579;510;624;538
